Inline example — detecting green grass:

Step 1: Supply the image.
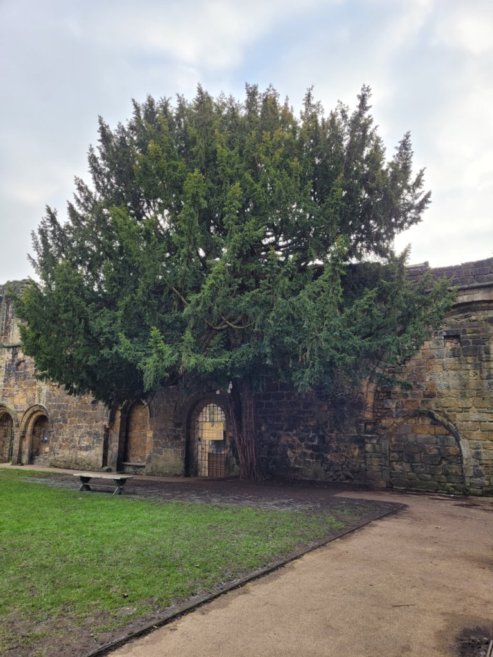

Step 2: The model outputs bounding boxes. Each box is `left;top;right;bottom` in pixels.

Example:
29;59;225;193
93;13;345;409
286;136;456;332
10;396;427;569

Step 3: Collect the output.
0;469;362;657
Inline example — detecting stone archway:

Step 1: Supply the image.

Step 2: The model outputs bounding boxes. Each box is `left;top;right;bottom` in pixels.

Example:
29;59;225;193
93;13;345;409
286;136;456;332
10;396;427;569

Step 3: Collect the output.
388;412;466;493
186;399;238;478
19;406;50;466
122;401;150;469
29;415;50;465
0;411;14;462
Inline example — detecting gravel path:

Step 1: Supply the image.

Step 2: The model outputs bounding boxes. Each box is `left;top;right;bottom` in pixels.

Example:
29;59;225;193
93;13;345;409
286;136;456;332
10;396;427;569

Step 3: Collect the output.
107;490;493;657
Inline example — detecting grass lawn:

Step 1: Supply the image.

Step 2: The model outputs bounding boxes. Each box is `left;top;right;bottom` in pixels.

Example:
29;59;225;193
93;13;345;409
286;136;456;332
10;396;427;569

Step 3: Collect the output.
0;469;379;657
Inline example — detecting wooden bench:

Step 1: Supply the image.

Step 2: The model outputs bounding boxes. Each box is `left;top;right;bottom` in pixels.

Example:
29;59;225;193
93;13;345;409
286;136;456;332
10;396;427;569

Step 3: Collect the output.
73;472;133;495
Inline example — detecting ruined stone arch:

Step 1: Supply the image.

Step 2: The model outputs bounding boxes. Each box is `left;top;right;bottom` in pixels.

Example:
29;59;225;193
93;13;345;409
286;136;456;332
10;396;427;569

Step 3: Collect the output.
383;410;468;493
19;405;50;465
0;404;17;463
185;395;238;478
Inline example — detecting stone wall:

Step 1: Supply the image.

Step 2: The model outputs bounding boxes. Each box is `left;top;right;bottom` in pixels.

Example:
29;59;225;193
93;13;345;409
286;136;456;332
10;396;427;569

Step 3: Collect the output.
106;387;186;476
1;258;492;494
373;292;493;494
249;260;493;494
255;383;366;483
0;282;108;470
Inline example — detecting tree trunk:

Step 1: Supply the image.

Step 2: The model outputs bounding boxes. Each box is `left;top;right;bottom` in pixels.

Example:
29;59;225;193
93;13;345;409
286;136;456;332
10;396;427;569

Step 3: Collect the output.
227;380;261;480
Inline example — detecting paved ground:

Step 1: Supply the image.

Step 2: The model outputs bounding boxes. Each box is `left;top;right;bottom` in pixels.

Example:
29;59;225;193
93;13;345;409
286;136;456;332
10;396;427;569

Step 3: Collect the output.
106;489;493;657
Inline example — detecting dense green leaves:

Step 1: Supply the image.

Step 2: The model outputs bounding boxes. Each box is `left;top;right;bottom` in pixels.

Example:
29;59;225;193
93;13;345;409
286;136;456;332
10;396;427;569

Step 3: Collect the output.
17;85;451;408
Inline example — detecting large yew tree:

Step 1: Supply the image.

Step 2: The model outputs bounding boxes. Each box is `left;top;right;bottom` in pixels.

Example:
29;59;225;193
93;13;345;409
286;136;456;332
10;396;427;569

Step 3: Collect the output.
17;85;450;478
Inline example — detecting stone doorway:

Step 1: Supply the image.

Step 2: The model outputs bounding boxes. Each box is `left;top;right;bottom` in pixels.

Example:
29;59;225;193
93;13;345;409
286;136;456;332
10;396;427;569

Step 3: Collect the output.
122;401;150;470
29;415;50;465
187;401;237;478
0;412;14;462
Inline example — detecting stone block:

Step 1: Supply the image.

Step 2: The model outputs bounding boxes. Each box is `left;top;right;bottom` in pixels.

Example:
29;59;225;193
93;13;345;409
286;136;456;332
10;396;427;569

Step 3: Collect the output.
146;449;184;476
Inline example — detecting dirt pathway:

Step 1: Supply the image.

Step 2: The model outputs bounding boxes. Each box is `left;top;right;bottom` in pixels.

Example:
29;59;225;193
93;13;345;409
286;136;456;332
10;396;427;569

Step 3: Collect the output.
107;491;493;657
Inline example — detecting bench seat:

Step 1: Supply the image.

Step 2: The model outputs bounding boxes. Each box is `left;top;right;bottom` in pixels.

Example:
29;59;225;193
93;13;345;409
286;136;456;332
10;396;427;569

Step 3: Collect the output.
73;472;133;495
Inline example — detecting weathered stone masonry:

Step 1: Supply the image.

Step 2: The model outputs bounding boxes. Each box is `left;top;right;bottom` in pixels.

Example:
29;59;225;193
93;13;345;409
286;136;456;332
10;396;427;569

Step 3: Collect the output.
245;260;493;495
0;282;108;470
1;258;492;494
373;261;493;495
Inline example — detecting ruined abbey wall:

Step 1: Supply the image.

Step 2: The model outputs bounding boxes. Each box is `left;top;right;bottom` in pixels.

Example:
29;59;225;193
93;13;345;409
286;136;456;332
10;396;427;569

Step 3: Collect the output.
373;268;493;495
0;282;108;470
238;261;493;495
1;259;492;494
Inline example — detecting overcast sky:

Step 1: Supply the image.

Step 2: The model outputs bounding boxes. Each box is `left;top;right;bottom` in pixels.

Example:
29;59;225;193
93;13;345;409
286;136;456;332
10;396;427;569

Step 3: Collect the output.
1;0;492;281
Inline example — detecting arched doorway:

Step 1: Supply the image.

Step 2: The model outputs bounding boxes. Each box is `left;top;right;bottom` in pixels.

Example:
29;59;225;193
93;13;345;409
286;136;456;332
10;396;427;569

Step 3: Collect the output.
0;412;14;462
187;401;237;478
123;401;150;467
29;414;50;465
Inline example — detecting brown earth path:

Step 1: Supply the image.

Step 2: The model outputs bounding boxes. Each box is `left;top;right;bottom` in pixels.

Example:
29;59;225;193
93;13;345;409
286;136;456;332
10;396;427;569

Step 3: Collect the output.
107;490;493;657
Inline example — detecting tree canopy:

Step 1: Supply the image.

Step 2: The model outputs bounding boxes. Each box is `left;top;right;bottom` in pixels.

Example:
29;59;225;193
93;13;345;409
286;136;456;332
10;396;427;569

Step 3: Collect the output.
16;85;451;477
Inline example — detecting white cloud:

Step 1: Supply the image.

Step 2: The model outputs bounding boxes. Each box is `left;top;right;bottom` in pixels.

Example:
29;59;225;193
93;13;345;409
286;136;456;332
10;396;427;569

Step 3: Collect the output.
68;0;335;72
1;0;492;280
370;0;433;51
432;0;493;55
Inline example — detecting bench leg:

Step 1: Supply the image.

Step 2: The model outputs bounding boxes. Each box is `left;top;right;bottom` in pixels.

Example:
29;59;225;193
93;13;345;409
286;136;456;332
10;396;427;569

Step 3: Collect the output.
79;476;92;492
113;480;126;495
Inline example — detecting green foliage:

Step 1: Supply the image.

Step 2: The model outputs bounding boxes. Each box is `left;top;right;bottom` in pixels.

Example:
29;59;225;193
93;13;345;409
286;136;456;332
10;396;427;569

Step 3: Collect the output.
17;85;451;406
